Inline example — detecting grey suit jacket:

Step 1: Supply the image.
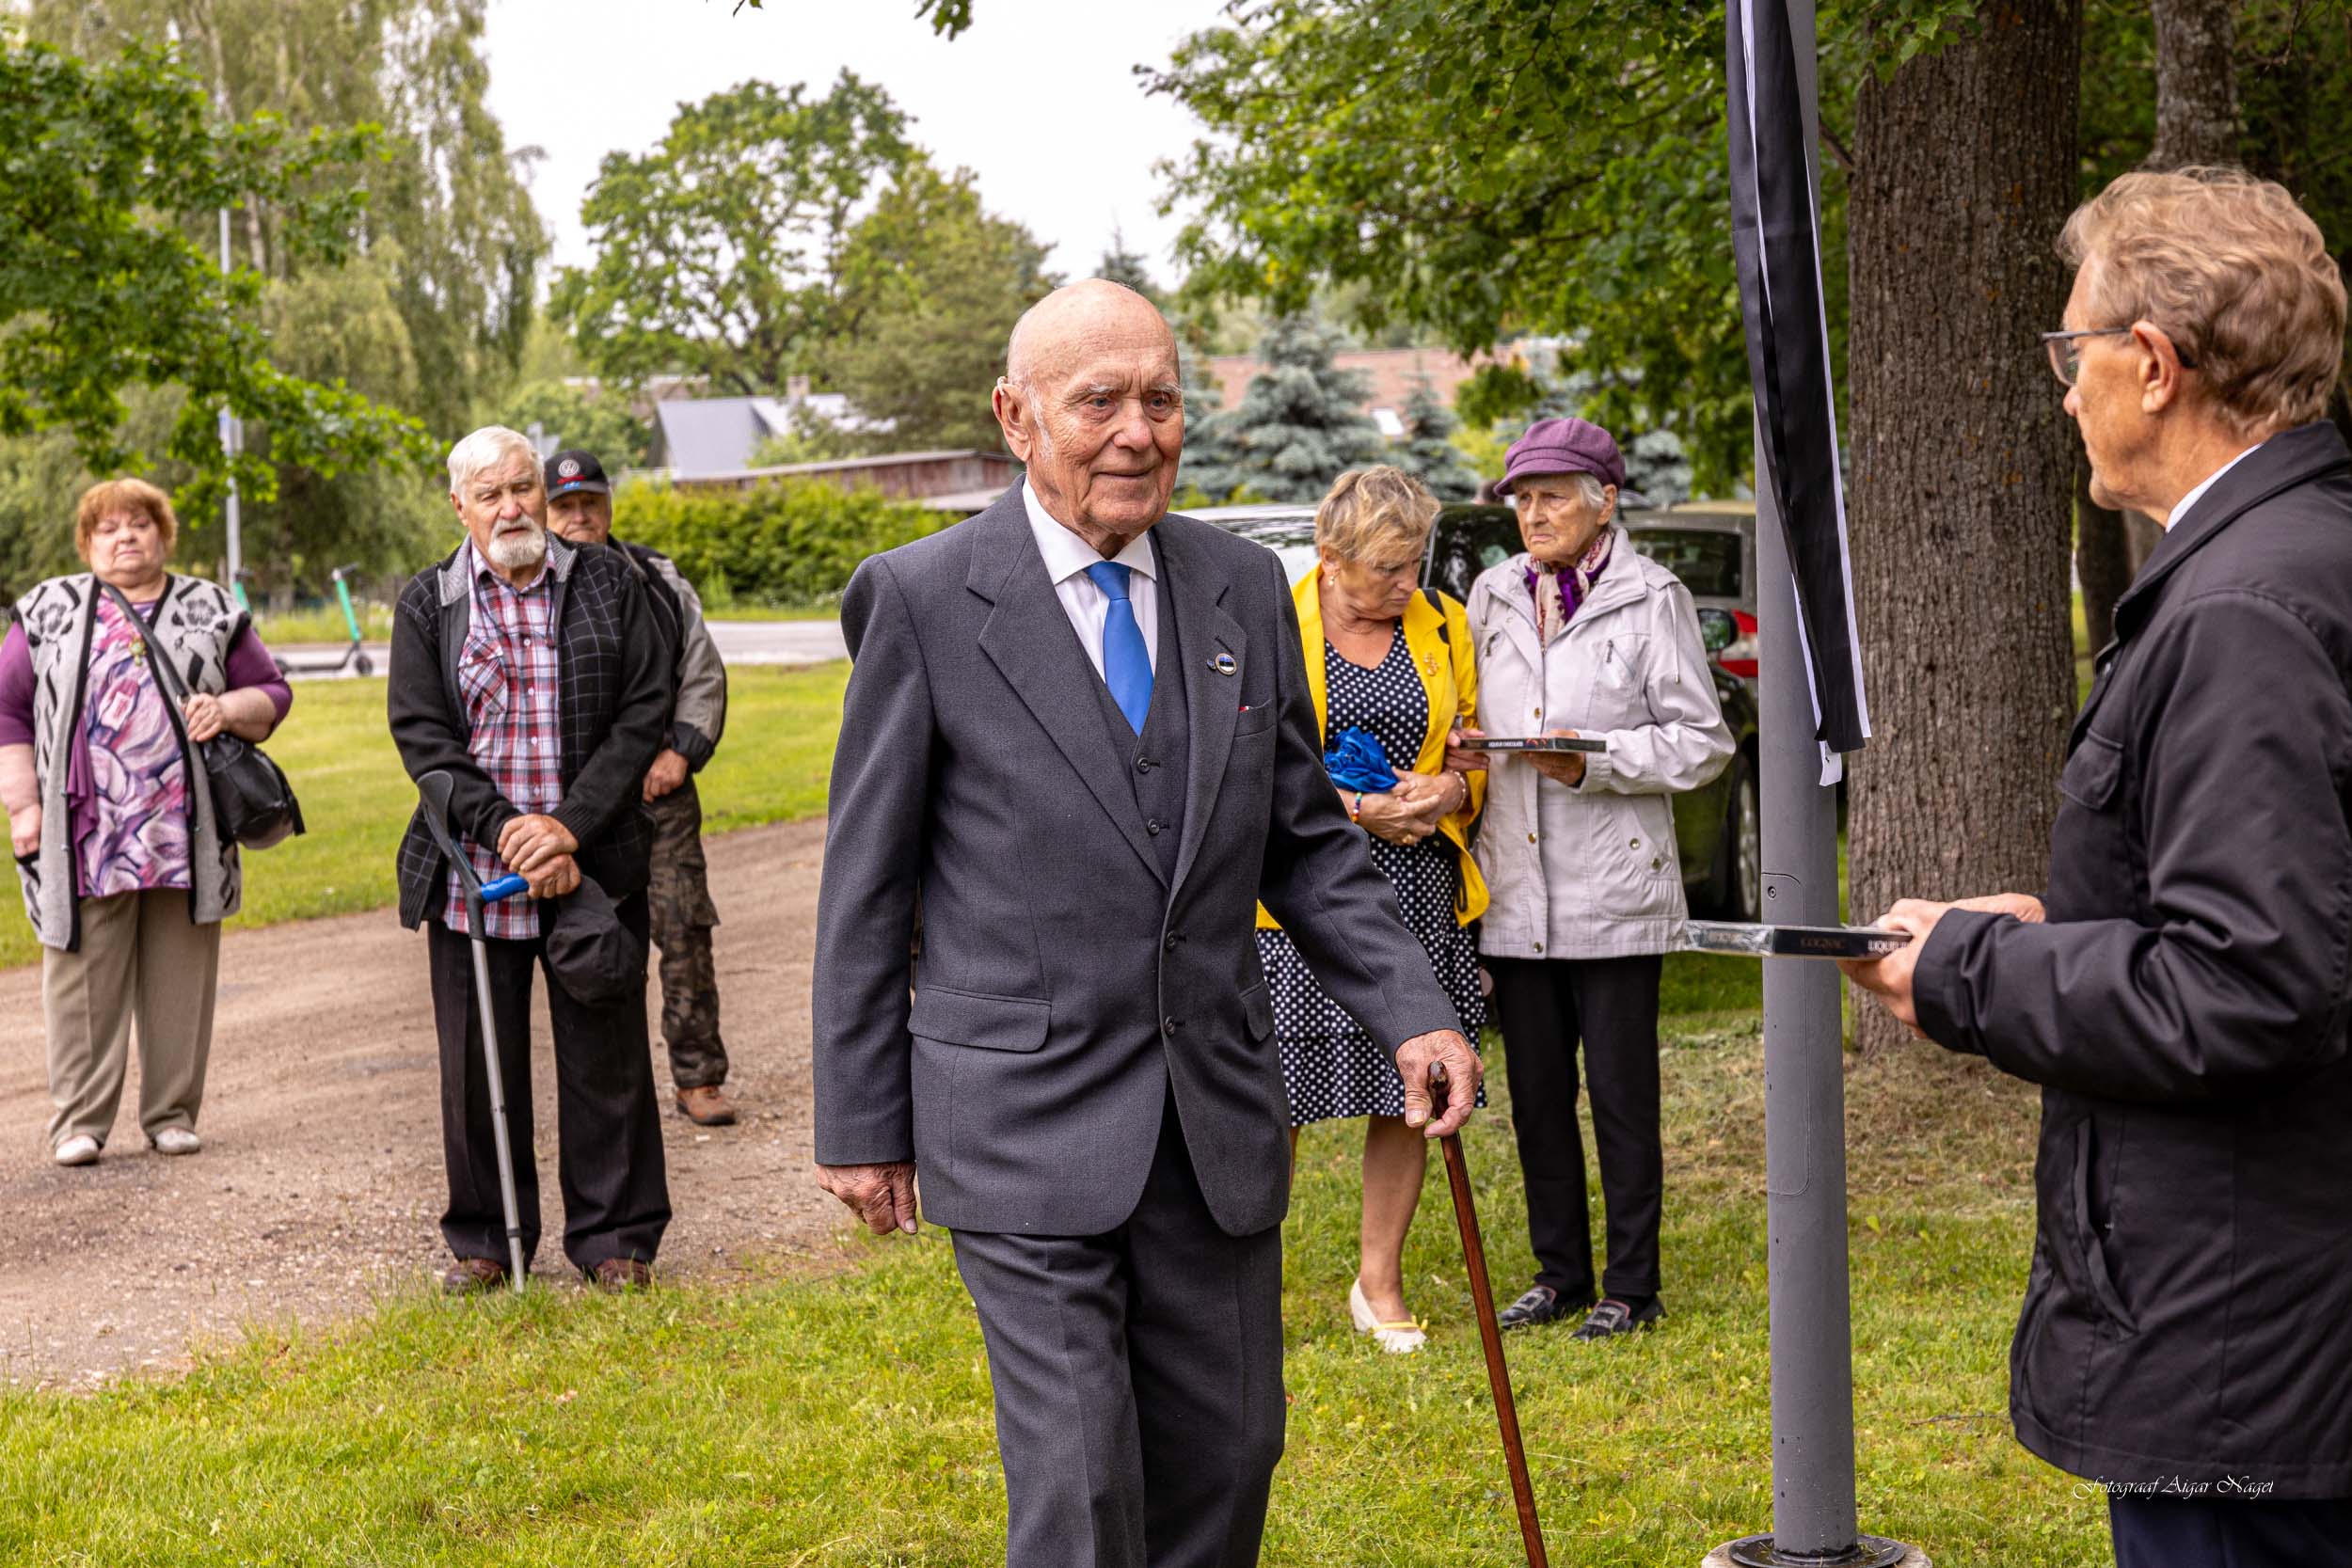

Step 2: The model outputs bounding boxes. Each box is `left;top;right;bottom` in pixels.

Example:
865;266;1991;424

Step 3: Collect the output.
812;486;1463;1237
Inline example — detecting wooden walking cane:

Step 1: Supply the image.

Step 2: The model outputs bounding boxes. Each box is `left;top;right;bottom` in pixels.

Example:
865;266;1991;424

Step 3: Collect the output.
1432;1067;1550;1568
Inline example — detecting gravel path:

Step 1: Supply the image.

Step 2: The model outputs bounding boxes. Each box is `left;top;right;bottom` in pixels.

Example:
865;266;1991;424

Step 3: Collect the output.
0;817;837;1390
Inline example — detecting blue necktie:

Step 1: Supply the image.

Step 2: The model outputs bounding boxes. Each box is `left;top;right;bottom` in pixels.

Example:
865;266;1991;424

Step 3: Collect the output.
1084;561;1152;735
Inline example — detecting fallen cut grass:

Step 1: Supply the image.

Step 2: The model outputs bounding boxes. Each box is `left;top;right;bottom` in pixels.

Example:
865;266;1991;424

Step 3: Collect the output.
0;962;2100;1565
0;664;850;971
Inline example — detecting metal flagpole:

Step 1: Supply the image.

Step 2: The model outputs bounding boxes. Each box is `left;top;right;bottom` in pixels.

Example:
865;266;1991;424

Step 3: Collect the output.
218;208;244;601
1716;2;1915;1564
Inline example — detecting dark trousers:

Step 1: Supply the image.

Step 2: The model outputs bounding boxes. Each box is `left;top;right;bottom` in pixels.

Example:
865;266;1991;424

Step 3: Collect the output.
425;901;671;1273
646;782;727;1089
2111;1494;2352;1568
949;1096;1286;1568
1486;954;1665;1303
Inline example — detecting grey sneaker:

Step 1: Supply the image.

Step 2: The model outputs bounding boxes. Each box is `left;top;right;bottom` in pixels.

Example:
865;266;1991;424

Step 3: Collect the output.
150;1127;202;1156
1497;1284;1588;1331
53;1134;101;1167
1570;1296;1666;1340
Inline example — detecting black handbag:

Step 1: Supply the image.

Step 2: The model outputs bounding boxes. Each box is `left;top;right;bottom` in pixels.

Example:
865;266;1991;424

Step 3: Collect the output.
102;582;305;850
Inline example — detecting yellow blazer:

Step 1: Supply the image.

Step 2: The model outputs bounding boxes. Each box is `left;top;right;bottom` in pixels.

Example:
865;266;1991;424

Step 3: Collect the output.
1256;573;1489;929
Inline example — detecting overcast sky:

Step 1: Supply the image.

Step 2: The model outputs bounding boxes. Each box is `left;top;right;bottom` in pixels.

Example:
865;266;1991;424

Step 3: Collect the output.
482;0;1232;287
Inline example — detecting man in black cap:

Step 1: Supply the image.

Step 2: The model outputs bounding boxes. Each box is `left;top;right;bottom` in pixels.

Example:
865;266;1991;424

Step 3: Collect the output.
544;448;739;1128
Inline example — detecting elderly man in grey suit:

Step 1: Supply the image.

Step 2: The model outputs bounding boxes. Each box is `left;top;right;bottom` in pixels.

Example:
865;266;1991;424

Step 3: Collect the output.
812;278;1482;1568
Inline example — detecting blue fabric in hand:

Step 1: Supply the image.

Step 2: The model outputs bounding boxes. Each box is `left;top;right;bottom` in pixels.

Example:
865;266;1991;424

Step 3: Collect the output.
1325;726;1399;793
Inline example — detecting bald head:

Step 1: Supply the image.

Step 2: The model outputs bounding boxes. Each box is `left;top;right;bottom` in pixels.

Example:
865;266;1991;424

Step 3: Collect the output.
1006;278;1176;392
993;277;1185;555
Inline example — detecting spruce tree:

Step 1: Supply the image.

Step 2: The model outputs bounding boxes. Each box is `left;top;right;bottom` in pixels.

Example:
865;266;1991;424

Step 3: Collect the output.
1390;377;1479;500
1215;315;1386;504
1095;229;1163;305
1176;347;1248;503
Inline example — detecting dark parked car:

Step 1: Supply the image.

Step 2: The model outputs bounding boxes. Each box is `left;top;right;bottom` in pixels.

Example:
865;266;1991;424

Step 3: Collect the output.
1194;500;1762;920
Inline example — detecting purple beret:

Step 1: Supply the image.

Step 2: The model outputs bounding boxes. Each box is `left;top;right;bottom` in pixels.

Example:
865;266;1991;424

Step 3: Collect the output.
1495;417;1626;497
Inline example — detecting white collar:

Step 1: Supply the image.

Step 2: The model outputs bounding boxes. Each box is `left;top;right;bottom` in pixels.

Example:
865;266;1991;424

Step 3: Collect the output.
1023;481;1157;586
2164;442;2265;531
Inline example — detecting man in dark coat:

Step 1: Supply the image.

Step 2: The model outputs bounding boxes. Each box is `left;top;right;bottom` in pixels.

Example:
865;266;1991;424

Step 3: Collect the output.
1846;169;2352;1567
542;448;737;1128
389;425;674;1293
811;280;1482;1568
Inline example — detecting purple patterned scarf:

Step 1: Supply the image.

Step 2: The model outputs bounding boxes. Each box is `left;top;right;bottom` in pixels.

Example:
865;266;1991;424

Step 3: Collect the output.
1522;527;1614;643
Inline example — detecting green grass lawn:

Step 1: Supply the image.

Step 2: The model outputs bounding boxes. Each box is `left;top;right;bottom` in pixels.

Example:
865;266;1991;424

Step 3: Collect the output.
0;664;850;971
0;653;2105;1563
0;960;2099;1565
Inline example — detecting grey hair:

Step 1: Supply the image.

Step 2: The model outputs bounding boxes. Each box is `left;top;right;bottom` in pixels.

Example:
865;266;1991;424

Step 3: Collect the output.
446;426;539;495
1566;472;1611;511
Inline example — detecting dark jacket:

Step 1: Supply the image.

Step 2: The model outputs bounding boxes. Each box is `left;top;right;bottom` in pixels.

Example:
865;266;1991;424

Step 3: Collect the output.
1916;421;2352;1499
388;535;670;930
810;487;1462;1238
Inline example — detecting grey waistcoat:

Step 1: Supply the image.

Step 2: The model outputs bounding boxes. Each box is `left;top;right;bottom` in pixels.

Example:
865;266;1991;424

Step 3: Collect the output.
1082;589;1191;883
11;573;244;950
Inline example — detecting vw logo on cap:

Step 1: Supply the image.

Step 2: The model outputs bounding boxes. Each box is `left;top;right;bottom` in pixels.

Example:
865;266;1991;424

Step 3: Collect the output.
557;457;580;479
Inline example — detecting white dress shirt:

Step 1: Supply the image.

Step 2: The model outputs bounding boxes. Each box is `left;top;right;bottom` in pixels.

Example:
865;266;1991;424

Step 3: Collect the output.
2165;441;2265;531
1023;481;1159;676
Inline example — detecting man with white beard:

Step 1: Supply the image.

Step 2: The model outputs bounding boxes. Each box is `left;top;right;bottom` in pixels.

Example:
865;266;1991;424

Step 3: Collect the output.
389;425;675;1292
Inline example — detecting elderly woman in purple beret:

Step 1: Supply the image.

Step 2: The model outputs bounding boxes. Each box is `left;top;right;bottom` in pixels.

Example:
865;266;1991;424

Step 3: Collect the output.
1450;417;1732;1339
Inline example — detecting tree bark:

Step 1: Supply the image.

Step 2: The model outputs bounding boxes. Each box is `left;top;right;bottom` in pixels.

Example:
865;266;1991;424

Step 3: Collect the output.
2151;0;2239;167
2077;1;2238;659
1847;2;2082;1055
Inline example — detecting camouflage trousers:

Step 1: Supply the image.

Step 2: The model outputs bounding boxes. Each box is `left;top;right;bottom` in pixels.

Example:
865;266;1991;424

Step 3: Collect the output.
647;780;726;1089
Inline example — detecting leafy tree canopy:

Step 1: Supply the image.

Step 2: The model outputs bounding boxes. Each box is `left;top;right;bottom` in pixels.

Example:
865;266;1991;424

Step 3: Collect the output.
820;159;1058;452
550;72;916;397
1148;1;1987;497
0;38;422;525
25;0;547;447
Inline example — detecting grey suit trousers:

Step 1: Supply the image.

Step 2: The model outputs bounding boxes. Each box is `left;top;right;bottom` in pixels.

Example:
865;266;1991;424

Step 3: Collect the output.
949;1093;1286;1568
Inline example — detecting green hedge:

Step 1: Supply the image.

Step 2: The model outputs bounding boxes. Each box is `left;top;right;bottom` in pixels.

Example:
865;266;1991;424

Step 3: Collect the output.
613;477;951;608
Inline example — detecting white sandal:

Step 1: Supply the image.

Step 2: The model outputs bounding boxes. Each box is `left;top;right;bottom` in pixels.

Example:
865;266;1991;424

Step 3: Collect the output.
1349;1277;1428;1354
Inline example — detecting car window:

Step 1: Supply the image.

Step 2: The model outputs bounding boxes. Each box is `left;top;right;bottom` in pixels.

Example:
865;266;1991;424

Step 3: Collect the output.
1627;528;1743;598
1423;506;1522;602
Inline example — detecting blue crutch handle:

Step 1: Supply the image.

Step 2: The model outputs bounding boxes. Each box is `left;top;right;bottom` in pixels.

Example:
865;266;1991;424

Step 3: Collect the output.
479;874;529;903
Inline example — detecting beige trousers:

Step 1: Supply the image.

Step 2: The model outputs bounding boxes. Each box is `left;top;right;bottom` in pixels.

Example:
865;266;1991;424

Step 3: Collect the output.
42;889;222;1148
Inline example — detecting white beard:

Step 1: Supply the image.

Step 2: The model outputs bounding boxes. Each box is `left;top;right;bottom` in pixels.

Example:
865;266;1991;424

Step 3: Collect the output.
485;519;548;571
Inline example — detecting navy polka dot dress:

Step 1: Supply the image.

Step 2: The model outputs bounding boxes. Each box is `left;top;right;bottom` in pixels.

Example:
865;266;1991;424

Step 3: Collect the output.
1257;627;1486;1127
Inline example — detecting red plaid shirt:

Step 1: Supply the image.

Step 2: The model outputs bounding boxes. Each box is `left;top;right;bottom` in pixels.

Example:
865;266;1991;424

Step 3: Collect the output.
446;545;563;940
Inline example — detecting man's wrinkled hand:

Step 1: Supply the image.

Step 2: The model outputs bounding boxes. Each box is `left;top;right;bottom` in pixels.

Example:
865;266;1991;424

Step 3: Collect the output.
1837;897;1954;1038
818;1161;920;1235
525;853;581;901
643;749;690;803
497;813;579;875
1951;892;2045;923
1395;1029;1482;1138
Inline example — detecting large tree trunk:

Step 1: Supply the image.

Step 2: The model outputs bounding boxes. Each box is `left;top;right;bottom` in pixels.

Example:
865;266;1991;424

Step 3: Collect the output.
2077;0;2238;655
1847;2;2082;1055
2152;0;2239;166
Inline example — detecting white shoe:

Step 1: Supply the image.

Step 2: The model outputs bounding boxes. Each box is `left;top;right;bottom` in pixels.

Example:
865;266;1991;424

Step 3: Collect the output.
53;1134;100;1167
151;1127;201;1156
1349;1278;1427;1354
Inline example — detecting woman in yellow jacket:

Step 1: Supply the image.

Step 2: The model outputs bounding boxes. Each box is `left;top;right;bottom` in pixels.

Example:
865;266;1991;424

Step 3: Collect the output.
1254;467;1487;1354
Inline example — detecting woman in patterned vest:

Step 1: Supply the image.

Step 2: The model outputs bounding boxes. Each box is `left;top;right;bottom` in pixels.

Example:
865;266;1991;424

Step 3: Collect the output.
0;479;293;1167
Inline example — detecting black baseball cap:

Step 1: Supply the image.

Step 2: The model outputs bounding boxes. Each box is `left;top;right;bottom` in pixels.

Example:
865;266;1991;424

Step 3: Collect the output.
545;449;611;498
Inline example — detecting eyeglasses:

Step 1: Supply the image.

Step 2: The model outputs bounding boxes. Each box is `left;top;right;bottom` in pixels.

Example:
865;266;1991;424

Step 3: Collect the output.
2041;326;2199;388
